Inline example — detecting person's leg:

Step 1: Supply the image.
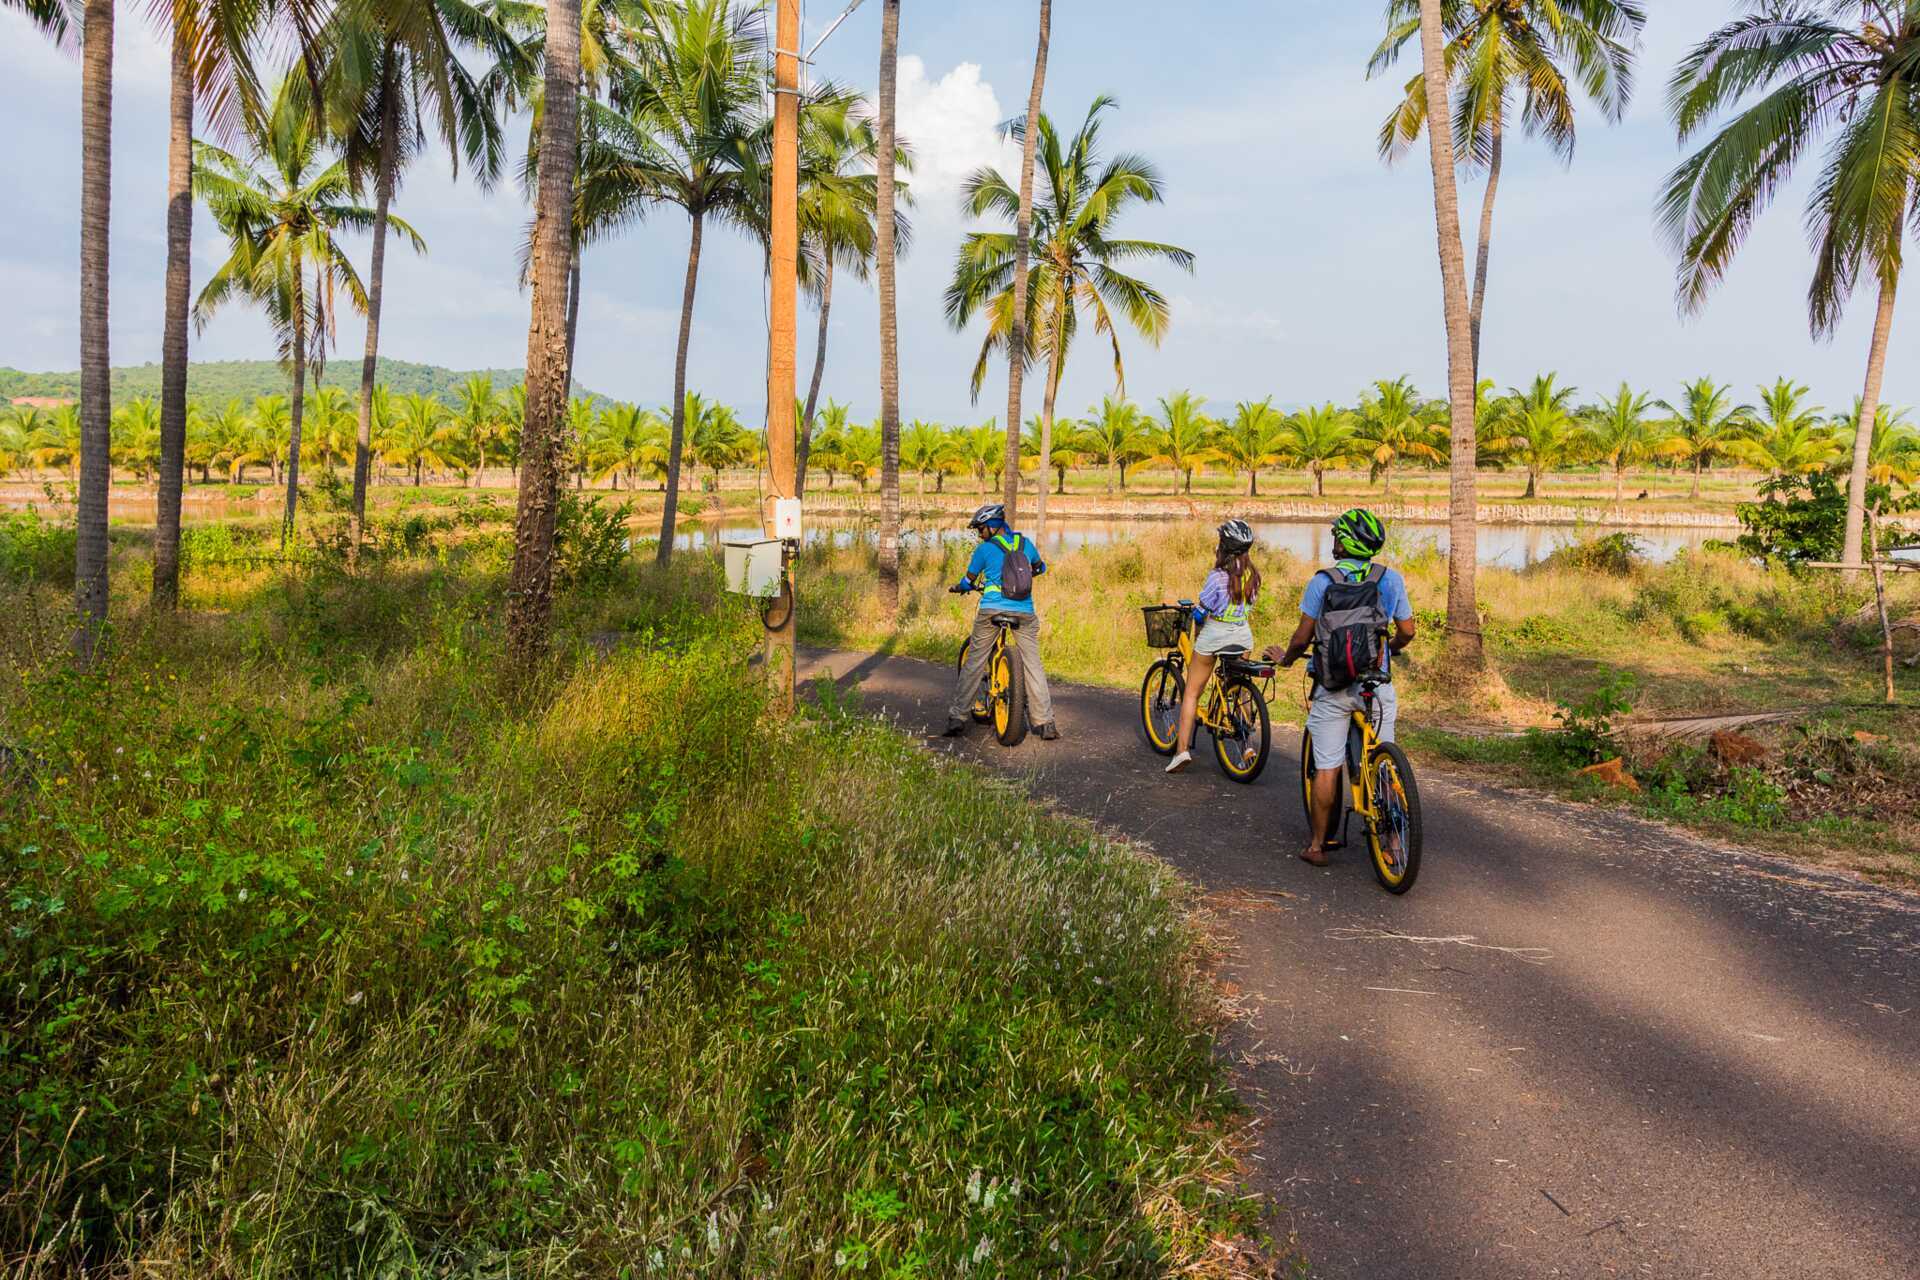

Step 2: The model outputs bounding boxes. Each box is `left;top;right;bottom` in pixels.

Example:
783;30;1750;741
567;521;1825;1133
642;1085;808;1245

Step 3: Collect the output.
947;611;999;724
1303;689;1355;864
1014;613;1054;728
1308;766;1341;855
1173;651;1216;755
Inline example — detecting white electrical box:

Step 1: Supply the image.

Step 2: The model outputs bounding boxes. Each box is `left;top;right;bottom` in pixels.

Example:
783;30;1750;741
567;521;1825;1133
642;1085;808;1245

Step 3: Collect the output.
723;539;785;597
772;497;803;541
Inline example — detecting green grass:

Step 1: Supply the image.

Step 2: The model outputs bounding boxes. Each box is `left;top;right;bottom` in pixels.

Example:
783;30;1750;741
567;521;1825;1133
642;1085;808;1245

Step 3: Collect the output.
0;525;1261;1275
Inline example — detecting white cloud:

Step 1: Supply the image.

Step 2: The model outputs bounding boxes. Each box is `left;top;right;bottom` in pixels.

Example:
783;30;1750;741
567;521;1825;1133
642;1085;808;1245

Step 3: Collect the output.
894;56;1022;199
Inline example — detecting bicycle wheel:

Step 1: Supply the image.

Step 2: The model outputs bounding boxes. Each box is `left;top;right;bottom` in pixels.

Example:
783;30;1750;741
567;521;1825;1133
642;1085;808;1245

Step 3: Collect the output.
1365;742;1423;894
991;642;1029;747
1139;659;1183;755
1210;678;1270;783
1299;726;1349;848
956;640;990;723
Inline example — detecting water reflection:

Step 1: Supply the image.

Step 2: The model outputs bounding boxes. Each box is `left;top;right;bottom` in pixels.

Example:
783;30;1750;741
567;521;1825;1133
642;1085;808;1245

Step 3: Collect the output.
674;516;1729;567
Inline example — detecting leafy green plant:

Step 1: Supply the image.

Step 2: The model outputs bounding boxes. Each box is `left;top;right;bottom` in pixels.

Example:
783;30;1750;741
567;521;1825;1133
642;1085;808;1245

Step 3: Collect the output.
554;493;634;592
0;509;76;585
1540;672;1637;765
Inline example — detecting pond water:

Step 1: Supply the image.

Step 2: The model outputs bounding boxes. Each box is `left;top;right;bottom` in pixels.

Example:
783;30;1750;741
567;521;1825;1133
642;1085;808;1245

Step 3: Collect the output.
673;516;1732;568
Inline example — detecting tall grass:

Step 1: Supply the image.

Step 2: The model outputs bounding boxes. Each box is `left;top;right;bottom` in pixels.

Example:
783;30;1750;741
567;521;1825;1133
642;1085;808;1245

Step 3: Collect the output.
0;540;1252;1275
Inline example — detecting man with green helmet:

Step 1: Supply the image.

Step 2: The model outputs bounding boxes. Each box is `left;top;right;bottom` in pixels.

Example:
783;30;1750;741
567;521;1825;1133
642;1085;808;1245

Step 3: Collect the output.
1264;508;1417;866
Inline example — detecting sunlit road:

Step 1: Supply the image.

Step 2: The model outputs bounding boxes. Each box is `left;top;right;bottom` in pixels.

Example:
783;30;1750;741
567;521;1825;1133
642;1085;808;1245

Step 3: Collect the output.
798;649;1920;1280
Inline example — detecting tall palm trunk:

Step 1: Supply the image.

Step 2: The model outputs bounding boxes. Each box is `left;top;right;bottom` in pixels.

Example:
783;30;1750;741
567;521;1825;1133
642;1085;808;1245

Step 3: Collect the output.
655;212;704;566
1416;0;1482;665
1002;0;1051;520
798;257;832;496
1841;273;1899;570
505;0;581;667
1613;464;1624;506
1523;468;1537;500
1034;279;1065;540
564;237;582;398
283;293;307;547
875;0;902;615
1690;457;1702;500
153;23;193;609
73;0;114;662
351;73;398;564
1469;110;1502;377
1248;468;1257;497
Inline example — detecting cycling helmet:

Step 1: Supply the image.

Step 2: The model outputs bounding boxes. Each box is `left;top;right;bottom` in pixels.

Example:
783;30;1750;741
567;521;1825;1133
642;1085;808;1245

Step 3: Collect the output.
1217;518;1255;555
1331;508;1386;560
967;502;1007;530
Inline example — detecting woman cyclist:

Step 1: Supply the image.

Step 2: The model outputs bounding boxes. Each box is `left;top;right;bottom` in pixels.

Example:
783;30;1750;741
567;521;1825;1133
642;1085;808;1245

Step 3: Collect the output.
1166;519;1262;774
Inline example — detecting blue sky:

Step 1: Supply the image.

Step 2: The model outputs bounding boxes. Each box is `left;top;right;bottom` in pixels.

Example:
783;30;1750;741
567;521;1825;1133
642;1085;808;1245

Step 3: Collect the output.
1;0;1913;422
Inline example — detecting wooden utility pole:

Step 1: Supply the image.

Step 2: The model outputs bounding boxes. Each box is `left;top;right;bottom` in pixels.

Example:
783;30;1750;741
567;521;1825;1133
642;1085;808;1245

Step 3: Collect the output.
765;0;801;714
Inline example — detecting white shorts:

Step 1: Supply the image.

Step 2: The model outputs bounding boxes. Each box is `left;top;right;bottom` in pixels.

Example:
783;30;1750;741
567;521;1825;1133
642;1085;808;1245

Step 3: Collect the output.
1194;617;1255;656
1306;682;1397;771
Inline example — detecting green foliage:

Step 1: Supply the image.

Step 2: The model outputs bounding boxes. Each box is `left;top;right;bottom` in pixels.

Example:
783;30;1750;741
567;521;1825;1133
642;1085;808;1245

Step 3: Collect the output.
553;494;635;592
0;508;76;586
1539;672;1636;765
0;559;1244;1274
1735;470;1848;563
1538;531;1645;576
0;359;602;405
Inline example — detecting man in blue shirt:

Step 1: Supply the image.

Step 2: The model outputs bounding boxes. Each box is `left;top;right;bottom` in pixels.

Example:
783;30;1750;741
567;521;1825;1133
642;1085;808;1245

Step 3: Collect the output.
943;503;1060;739
1265;508;1416;866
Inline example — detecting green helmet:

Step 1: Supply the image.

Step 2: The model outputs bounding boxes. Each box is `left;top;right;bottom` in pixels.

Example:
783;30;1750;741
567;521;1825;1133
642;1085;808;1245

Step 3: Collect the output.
1331;508;1386;560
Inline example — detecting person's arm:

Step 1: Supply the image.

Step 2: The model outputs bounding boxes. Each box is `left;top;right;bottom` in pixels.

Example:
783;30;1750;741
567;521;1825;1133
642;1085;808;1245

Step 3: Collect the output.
1385;571;1416;653
1389;616;1416;653
1026;536;1046;577
952;544;989;592
1266;613;1317;667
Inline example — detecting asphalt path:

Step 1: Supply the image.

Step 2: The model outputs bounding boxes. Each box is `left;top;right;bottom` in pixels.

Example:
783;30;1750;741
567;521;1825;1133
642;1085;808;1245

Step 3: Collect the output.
797;648;1920;1280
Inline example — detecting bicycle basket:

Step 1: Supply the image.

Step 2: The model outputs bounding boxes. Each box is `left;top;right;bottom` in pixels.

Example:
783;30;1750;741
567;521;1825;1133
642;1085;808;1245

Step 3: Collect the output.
1142;604;1188;649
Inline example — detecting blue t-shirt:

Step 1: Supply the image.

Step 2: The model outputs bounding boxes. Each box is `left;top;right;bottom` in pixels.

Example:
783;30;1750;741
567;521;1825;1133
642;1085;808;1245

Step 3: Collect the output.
963;530;1047;615
1300;559;1412;674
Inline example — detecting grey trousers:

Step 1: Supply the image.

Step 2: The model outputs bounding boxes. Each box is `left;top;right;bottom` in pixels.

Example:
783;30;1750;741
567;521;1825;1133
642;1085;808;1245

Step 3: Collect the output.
949;609;1055;726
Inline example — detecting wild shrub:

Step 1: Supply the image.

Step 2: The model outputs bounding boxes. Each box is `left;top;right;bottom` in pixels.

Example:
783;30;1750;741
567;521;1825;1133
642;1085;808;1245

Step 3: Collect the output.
0;509;76;586
1538;530;1644;576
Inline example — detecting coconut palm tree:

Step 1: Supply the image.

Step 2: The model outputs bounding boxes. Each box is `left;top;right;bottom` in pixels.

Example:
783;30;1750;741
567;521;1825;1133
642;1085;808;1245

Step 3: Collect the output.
0;408;40;477
1370;0;1645;373
1355;376;1448;496
450;374;505;485
1663;2;1920;568
306;385;358;473
1151;390;1216;493
1733;379;1839;478
947;96;1195;530
1288;404;1360;498
1483;373;1585;499
382;392;462;485
568;0;760;564
964;419;1006;493
152;0;276;609
1000;0;1052;523
900;420;956;495
809;400;852;490
1657;378;1753;499
1022;415;1081;494
111;397;163;482
323;0;522;551
1213;398;1288;496
194;77;423;543
232;394;288;483
1841;402;1920;488
875;0;903;612
1586;382;1656;504
686;398;749;492
845;420;883;493
1082;394;1151;494
584;402;668;489
71;0;113;660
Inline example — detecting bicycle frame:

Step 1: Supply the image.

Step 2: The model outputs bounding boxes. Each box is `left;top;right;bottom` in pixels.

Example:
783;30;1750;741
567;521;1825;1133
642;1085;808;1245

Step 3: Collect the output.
1169;623;1274;733
1302;673;1387;817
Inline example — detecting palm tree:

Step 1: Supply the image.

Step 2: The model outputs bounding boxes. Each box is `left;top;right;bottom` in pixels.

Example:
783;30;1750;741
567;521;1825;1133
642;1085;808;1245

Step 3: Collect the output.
450;374;505;485
382;392;461;485
1370;0;1644;373
1483;373;1585;499
899;420;954;495
686;397;749;492
1000;0;1052;525
1586;382;1655;504
1213;398;1287;496
1411;0;1484;664
1288;404;1359;497
1656;378;1753;499
1663;3;1920;569
0;408;39;477
1734;379;1839;478
152;0;273;609
947;96;1194;534
232;395;287;483
194;78;421;543
875;0;903;613
965;419;1005;493
1151;391;1216;493
324;0;521;554
72;0;113;660
111;397;162;482
845;420;882;493
571;0;760;565
1355;376;1447;496
1841;402;1920;488
1083;395;1151;494
306;385;358;473
1021;415;1080;494
809;400;852;490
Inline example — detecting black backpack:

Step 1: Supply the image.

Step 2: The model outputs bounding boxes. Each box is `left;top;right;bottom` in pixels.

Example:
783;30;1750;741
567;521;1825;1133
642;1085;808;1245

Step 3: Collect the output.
996;533;1034;602
1312;563;1388;692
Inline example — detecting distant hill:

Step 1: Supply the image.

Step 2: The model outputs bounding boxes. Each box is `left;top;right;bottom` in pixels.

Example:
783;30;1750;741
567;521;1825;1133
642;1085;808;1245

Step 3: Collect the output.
0;358;606;405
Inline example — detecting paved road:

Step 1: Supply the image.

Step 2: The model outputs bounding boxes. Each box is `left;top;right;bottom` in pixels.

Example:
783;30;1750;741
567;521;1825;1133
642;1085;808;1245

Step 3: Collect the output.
798;649;1920;1280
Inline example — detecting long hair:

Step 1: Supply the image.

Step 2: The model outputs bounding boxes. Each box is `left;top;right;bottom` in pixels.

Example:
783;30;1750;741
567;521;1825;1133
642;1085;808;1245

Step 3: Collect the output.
1215;547;1261;605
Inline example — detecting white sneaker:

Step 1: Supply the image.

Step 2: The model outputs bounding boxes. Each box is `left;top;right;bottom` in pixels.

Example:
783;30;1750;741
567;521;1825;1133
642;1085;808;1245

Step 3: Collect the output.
1165;750;1192;774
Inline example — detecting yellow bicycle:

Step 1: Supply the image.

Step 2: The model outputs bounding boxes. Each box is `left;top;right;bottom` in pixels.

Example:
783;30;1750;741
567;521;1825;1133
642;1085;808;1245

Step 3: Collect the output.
1138;602;1273;782
1299;666;1422;893
955;615;1030;747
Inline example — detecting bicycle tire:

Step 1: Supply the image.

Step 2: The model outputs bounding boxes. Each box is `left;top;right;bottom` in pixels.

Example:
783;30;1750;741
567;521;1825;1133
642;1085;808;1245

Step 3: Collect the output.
992;643;1029;746
956;640;991;723
1139;659;1184;756
1211;678;1270;783
1365;741;1423;894
1299;726;1349;848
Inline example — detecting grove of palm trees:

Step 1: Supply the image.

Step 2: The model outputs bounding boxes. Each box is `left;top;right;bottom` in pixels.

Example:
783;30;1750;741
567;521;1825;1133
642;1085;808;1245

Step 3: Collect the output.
3;2;1918;1276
